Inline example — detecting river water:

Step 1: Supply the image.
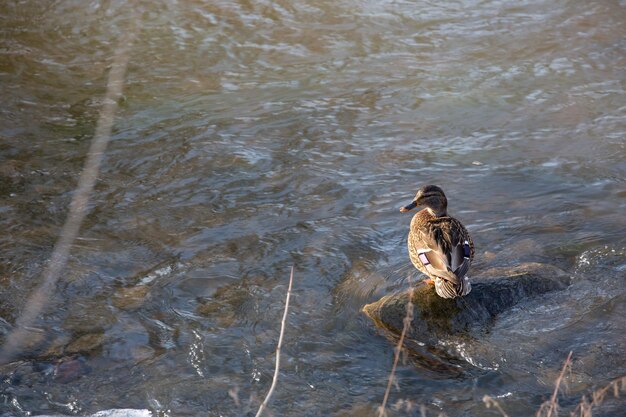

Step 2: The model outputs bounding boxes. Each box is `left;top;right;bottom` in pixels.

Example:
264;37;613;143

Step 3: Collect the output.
1;0;625;416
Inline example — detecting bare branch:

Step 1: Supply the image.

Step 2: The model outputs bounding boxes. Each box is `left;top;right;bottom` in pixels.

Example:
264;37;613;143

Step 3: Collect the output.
0;14;139;365
379;285;415;417
537;351;573;417
255;266;294;417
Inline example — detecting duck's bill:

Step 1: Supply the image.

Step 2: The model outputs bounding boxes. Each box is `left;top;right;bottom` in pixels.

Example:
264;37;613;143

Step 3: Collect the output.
400;201;417;212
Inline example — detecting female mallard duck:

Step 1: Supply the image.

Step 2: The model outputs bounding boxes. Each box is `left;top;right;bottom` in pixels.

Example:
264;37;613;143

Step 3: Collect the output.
400;185;474;298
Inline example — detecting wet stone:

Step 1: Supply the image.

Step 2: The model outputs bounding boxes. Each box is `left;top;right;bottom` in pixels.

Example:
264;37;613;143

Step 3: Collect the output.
41;334;72;358
112;285;150;310
65;332;105;355
196;300;236;328
63;303;116;333
53;356;90;383
363;262;572;346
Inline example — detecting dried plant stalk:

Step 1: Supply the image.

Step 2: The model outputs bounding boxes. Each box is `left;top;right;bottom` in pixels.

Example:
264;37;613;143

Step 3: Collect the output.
570;375;626;417
536;351;573;417
0;14;139;365
378;286;415;417
255;266;294;417
482;352;626;417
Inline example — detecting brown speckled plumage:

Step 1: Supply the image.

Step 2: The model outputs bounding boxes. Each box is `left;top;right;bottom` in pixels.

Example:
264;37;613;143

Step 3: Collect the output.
400;185;474;298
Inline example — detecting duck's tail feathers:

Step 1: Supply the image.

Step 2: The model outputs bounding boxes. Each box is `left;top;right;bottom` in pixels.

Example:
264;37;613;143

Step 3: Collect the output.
434;275;471;299
453;258;470;280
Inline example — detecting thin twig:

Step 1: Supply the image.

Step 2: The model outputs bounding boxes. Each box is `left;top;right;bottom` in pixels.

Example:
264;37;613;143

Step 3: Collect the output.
570;375;626;417
0;16;139;364
537;351;573;417
378;285;415;417
483;354;626;417
255;266;294;417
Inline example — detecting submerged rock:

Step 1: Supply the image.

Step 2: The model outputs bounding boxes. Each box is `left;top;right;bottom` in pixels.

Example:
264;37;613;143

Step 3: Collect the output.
53;355;90;383
37;410;151;417
363;262;571;346
112;285;150;310
65;332;105;355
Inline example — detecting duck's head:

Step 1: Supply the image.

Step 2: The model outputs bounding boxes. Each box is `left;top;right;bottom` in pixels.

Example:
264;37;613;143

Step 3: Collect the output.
400;185;448;216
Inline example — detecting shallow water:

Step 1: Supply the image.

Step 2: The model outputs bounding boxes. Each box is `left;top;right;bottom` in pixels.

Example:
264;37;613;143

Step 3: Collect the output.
1;0;625;416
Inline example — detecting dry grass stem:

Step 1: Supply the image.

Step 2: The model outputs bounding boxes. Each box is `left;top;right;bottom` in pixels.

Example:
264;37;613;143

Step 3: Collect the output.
482;352;626;417
255;266;294;417
378;285;415;417
0;14;139;365
536;351;573;417
570;375;626;417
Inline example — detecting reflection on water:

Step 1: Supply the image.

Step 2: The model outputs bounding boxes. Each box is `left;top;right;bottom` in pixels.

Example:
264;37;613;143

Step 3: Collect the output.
1;0;625;415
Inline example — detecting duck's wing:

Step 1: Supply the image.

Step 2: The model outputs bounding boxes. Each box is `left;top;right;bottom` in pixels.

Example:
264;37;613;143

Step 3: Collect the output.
450;240;471;278
447;218;473;279
416;248;461;284
411;217;474;282
410;227;460;285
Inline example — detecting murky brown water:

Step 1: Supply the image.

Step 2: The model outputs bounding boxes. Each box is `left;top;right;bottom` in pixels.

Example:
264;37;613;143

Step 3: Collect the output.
1;0;625;416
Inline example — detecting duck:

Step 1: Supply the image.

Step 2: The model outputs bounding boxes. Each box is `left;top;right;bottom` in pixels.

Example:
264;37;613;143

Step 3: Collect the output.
399;185;474;298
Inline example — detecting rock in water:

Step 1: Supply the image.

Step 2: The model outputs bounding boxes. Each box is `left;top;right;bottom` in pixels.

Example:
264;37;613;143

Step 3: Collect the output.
362;262;571;346
37;410;151;417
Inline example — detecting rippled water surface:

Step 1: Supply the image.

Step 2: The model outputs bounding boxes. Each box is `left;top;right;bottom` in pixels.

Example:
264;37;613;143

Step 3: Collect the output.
1;0;625;416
